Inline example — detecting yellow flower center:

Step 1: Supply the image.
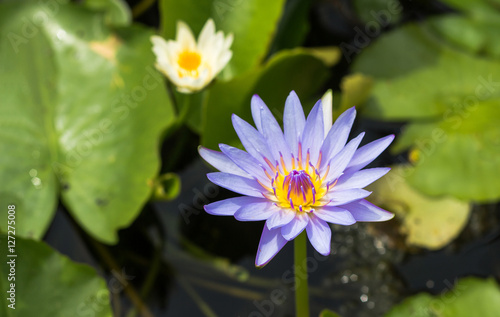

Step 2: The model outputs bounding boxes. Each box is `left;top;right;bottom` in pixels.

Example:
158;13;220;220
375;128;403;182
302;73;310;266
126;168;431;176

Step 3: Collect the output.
267;150;328;212
178;50;201;72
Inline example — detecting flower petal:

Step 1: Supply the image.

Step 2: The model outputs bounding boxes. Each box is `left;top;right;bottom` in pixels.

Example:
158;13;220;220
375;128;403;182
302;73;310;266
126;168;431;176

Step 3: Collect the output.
306;215;331;256
281;212;309;240
207;172;265;197
197;18;216;52
321;90;333;137
231;114;274;167
266;208;295;230
314;206;356;225
250;94;265;133
204;196;265;216
176;21;197;49
257;97;293;171
334;167;391;191
319;107;356;170
343;199;394;222
283;91;306;158
255;225;288;267
219;144;270;184
301;100;324;165
323;188;372;206
323;132;365;184
344;135;395;174
198;146;249;178
234;200;279;221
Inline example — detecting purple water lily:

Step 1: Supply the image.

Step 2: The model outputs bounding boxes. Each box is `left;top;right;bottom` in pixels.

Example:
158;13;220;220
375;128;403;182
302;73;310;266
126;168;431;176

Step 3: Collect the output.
199;91;394;267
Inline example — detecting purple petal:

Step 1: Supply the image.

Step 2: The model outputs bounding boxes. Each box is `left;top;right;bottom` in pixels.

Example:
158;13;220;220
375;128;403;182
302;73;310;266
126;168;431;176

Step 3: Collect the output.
266;208;296;230
204;196;266;216
322;90;333;136
314;206;356;225
343;199;394;222
207;172;265;198
260;106;293;171
231;114;274;167
323;188;372;206
323;132;365;184
219;144;270;185
255;225;288;267
301;100;324;165
251;95;265;133
306;215;331;256
320;107;356;169
283;91;306;158
198;146;249;178
344;135;395;174
281;213;309;240
334;167;391;191
234;200;279;221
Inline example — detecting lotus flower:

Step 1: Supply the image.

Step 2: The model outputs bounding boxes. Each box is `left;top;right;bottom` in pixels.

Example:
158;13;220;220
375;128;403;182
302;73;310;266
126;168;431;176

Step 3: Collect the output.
151;19;233;93
199;91;394;267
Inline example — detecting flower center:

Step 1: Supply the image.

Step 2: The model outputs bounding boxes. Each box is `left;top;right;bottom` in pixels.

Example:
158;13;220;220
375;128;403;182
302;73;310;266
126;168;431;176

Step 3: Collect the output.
272;169;319;212
178;50;201;72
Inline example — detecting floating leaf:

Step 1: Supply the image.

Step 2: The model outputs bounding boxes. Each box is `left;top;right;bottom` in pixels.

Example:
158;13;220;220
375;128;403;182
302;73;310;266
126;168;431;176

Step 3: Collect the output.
0;1;175;243
352;22;500;120
320;309;342;317
385;278;500;317
0;235;112;316
367;167;470;249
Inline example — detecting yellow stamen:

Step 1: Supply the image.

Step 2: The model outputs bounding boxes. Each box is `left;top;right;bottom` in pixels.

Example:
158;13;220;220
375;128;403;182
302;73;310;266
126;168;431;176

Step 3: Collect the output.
178;50;201;72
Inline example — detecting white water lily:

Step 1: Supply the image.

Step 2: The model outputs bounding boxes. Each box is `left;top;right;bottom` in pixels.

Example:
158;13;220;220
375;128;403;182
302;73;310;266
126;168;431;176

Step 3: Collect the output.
151;19;233;93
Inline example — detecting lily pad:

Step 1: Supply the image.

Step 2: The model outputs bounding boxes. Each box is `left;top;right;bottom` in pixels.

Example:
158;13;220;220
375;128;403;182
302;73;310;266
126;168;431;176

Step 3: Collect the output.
0;235;112;317
353;21;500;201
367;167;470;249
0;1;175;243
352;22;500;120
385;278;500;317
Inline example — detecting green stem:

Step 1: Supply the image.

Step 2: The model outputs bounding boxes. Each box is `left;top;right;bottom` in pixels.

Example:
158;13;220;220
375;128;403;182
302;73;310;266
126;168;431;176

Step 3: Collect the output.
294;232;310;317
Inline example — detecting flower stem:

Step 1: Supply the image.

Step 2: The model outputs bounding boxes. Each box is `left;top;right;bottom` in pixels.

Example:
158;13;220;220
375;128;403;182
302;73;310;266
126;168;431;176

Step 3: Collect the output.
294;231;310;317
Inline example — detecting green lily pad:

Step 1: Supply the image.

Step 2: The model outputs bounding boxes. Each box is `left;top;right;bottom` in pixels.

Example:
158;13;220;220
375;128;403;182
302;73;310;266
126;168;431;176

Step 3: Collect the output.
353;21;500;201
159;0;286;78
353;22;500;120
392;100;500;202
0;1;175;243
353;0;403;25
367;167;471;249
201;48;330;149
0;235;112;317
320;309;342;317
82;0;131;26
385;278;500;317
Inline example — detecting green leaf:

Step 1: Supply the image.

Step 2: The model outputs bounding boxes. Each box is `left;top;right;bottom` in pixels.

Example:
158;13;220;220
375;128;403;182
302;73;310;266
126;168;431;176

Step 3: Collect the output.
385;278;500;317
151;173;181;201
0;235;112;316
353;22;500;120
82;0;132;26
353;0;403;25
0;1;175;243
367;167;471;249
319;309;342;317
392;100;500;202
268;0;311;54
201;48;330;149
159;0;286;77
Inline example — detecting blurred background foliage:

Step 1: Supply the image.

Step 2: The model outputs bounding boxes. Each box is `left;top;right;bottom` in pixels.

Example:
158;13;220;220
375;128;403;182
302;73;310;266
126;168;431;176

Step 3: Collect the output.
1;0;500;316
